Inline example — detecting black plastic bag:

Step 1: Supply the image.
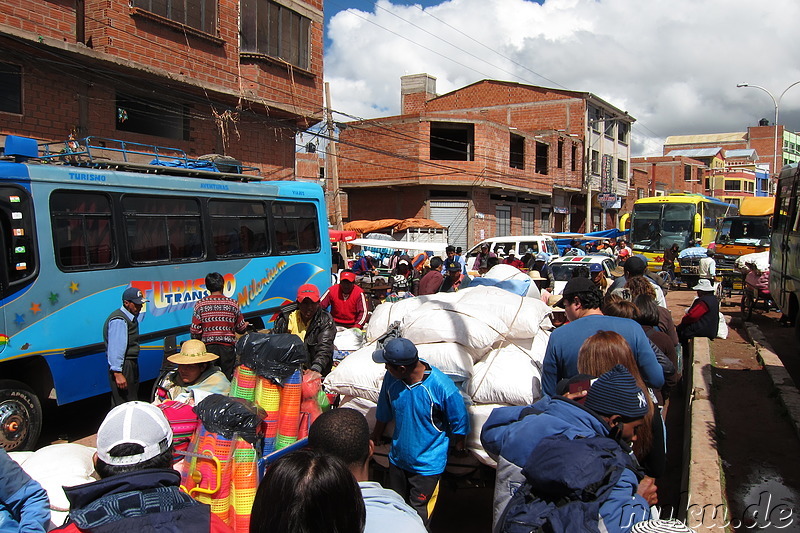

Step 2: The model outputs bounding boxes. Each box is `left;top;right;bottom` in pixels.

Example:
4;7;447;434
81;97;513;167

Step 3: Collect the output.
194;394;265;444
235;332;308;386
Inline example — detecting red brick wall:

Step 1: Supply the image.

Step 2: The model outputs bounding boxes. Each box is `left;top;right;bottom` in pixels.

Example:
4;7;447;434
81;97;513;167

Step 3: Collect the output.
630;156;705;197
296;152;323;180
0;0;319;177
339;116;581;193
344;187;428;221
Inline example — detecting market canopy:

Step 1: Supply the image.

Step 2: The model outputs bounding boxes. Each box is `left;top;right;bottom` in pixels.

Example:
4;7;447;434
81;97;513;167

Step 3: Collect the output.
328;229;357;243
344;218;444;234
349;238;448;253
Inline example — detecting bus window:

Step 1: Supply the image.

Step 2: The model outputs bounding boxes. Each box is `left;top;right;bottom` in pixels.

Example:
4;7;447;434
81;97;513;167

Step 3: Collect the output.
272;201;320;254
209;199;269;257
123;195;203;263
519;241;539;254
0;186;37;297
51;191;115;270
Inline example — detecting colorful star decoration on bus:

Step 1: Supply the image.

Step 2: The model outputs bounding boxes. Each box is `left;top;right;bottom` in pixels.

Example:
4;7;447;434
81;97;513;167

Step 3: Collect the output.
69;281;79;294
49;292;59;305
29;302;41;315
14;313;25;326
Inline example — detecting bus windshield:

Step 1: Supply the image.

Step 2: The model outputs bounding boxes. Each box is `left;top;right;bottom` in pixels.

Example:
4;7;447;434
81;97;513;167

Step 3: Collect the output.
717;217;771;246
631;203;695;253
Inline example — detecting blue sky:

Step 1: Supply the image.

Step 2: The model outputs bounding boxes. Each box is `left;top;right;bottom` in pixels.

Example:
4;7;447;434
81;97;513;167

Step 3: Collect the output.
321;0;800;156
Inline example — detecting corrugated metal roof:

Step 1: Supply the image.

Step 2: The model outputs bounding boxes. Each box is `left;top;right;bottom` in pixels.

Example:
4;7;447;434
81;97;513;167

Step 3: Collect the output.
724;148;758;159
665;132;746;145
667;147;723;157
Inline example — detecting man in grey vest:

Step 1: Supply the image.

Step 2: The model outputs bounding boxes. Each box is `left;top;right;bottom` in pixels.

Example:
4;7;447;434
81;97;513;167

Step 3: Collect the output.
104;287;148;406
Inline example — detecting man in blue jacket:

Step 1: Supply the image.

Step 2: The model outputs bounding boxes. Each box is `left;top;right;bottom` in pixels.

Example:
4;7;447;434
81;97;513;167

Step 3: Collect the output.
481;366;654;532
0;448;50;532
541;277;664;396
370;337;470;526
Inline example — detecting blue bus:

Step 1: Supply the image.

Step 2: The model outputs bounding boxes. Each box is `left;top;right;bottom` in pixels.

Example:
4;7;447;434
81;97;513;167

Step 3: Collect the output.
0;135;330;450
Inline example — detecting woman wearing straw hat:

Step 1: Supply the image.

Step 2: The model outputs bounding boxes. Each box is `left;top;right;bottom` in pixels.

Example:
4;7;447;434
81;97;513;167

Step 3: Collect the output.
155;339;231;405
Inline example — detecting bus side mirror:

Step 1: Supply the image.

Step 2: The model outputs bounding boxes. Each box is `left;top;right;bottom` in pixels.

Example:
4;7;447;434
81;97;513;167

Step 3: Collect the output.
693;213;702;234
619;213;630;231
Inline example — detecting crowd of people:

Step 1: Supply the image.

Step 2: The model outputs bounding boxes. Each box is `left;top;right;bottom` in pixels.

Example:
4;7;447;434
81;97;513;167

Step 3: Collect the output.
2;235;726;533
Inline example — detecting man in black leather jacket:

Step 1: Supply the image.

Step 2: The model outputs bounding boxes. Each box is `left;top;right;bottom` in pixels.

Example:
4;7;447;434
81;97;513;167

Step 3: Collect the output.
273;283;337;377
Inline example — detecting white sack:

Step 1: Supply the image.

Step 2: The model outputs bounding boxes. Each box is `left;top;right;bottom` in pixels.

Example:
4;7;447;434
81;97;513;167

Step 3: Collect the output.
334;327;365;351
324;341;385;403
401;306;507;359
467;344;544;405
452;286;552;341
735;251;770;273
366;296;444;341
484;264;541;298
416;342;474;381
467;403;509;468
338;395;380;430
19;443;97;526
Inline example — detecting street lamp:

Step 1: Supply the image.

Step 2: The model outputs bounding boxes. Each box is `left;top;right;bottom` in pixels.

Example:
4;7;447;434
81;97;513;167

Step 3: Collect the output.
737;81;800;181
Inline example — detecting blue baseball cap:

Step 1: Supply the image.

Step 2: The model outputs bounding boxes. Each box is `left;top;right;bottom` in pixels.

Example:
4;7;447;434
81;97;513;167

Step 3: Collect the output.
372;337;419;366
589;263;604;273
122;287;148;304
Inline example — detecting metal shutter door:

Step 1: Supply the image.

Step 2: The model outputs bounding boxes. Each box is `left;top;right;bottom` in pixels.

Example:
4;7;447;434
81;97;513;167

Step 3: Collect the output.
429;201;468;250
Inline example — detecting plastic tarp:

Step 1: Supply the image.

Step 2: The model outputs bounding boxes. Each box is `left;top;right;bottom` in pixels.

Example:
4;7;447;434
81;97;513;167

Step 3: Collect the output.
344;219;403;234
678;247;709;259
394;218;445;231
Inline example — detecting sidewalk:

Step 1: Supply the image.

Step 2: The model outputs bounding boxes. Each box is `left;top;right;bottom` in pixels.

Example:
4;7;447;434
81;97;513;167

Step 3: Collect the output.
667;289;800;531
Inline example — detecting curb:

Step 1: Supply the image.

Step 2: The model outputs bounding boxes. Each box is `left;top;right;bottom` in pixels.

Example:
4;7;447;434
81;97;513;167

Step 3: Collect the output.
743;323;800;443
684;336;728;531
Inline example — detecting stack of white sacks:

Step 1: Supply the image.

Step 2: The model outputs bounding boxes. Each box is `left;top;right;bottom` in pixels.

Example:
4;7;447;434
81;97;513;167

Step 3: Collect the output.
325;282;553;467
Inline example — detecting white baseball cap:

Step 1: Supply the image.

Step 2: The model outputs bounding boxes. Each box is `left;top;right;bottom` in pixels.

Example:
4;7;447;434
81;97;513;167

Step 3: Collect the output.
96;401;173;466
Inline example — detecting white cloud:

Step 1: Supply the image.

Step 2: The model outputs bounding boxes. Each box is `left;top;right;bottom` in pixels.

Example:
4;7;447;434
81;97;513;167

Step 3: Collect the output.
325;0;800;155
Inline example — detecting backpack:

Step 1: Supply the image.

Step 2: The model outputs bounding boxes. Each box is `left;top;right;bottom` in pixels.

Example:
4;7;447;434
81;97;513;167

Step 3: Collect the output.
495;434;634;533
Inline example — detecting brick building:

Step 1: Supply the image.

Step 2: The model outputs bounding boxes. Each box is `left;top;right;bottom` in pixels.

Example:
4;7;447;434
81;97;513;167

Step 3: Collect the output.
337;74;635;250
663;124;800;177
629;155;707;197
0;0;324;176
632;145;770;211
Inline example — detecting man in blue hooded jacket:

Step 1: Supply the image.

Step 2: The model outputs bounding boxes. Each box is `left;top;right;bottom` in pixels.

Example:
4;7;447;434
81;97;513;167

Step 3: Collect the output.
0;448;50;532
481;366;654;533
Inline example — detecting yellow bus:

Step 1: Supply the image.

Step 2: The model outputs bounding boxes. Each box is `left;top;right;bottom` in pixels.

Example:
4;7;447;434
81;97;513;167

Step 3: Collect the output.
620;194;738;268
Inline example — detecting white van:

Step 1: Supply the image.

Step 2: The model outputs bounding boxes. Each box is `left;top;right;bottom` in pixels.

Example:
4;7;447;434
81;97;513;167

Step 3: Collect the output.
465;235;560;272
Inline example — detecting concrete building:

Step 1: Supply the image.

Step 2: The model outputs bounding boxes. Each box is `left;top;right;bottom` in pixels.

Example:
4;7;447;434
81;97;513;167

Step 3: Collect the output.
0;0;324;176
337;74;635;250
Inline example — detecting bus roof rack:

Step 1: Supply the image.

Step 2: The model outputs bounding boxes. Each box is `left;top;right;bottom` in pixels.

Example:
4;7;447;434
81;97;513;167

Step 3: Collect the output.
3;135;261;182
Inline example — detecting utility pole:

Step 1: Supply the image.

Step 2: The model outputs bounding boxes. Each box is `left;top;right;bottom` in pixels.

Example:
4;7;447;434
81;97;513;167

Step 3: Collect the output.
324;83;343;230
325;83;345;258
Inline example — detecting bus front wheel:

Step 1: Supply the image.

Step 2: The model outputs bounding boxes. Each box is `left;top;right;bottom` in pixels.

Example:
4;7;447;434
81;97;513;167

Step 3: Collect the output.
0;380;42;451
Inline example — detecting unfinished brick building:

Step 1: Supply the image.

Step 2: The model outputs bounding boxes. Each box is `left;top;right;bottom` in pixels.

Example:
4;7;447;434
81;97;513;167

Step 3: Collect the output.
337;74;635;250
0;0;324;176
